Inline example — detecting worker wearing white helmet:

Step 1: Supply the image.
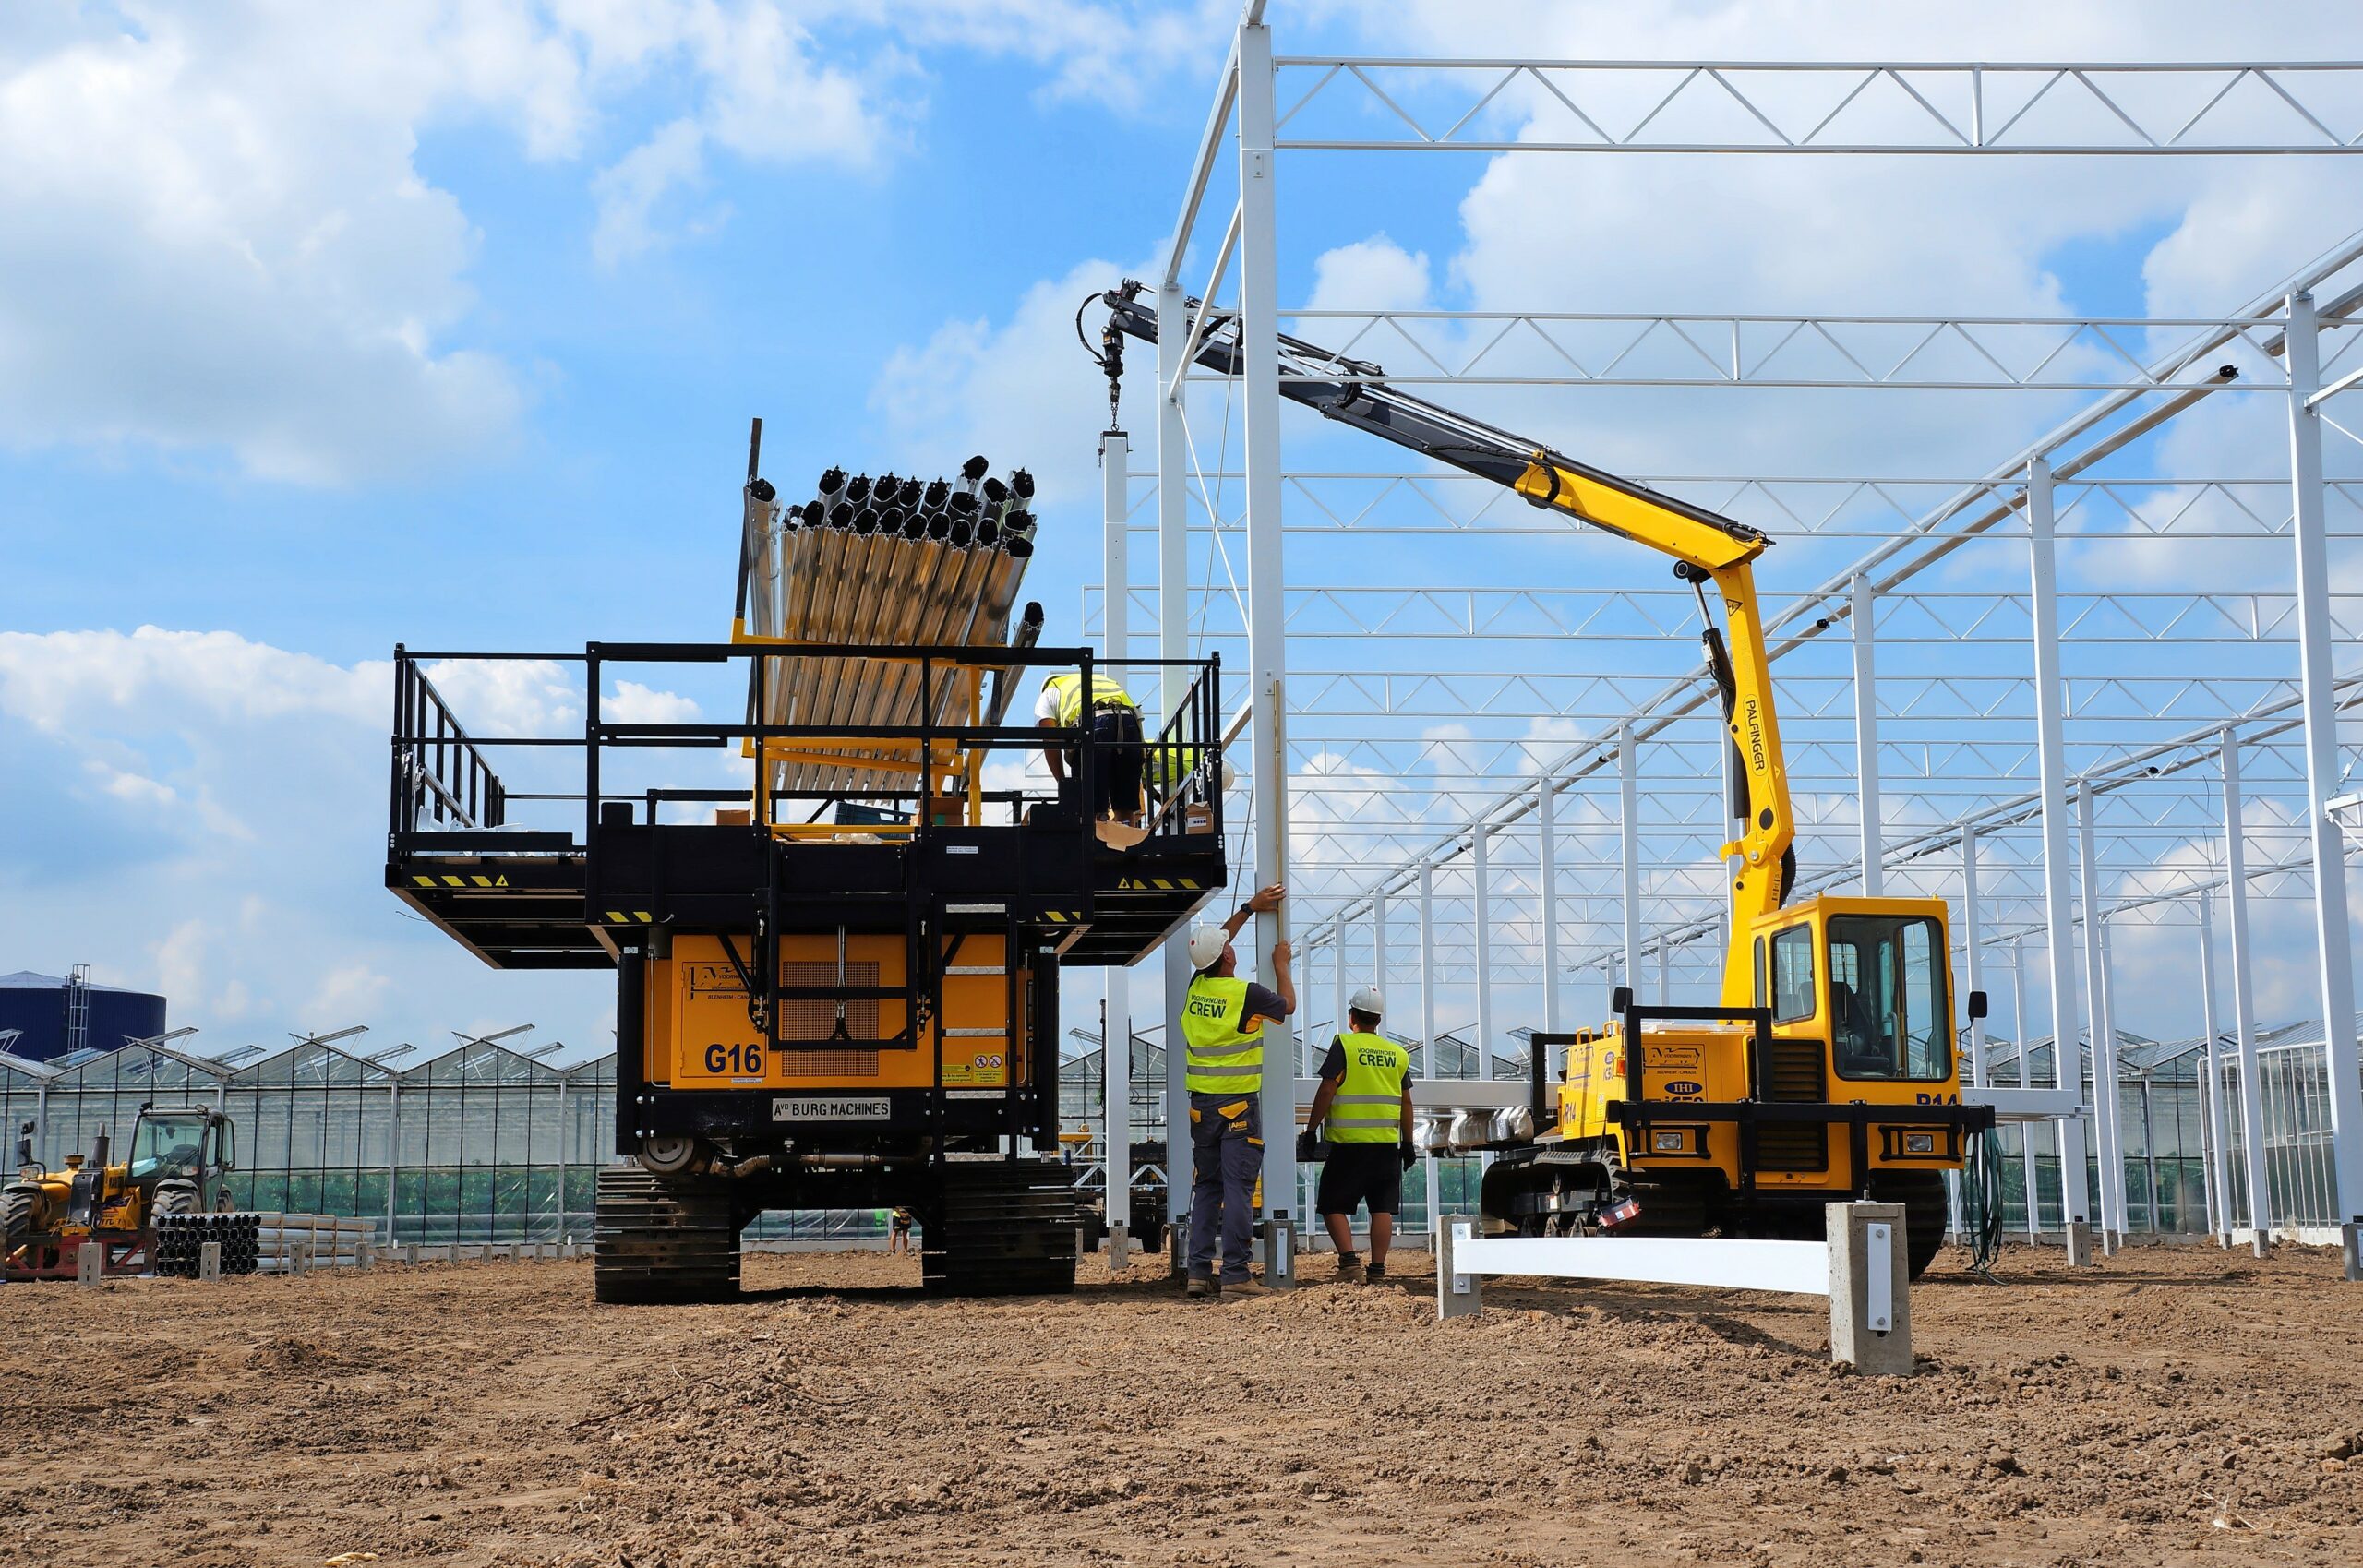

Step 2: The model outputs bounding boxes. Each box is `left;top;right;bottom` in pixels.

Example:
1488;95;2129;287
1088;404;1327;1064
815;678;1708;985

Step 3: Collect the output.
1177;883;1292;1299
1301;985;1417;1285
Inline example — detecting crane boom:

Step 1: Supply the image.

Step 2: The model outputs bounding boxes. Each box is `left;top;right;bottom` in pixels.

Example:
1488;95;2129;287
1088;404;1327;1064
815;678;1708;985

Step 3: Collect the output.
1101;281;1795;1000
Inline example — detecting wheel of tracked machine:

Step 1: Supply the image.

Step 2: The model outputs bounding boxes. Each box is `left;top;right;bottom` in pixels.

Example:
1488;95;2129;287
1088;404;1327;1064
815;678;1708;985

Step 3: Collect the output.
921;1160;1080;1297
0;1183;41;1251
151;1180;198;1221
1869;1172;1949;1280
594;1166;739;1305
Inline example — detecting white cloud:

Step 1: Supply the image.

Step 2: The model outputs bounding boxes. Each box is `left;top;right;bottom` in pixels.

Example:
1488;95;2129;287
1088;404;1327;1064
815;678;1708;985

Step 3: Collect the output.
1309;236;1433;314
0;0;1233;484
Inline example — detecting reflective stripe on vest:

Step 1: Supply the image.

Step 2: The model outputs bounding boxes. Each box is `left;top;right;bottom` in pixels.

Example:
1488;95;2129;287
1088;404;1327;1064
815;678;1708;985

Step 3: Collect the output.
1327;1031;1409;1142
1181;974;1265;1095
1042;672;1138;727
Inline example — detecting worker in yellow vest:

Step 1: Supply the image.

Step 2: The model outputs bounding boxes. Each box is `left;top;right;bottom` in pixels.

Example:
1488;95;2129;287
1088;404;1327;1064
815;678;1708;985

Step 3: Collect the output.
1302;987;1417;1285
1037;670;1143;825
1179;882;1292;1299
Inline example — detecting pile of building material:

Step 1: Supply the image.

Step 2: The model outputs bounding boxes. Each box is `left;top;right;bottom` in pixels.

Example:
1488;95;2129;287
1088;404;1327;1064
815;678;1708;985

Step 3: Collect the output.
742;458;1041;796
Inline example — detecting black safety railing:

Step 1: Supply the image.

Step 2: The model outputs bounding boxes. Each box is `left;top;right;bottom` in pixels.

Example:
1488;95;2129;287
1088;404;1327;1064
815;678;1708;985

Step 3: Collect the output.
1122;656;1226;850
388;646;511;840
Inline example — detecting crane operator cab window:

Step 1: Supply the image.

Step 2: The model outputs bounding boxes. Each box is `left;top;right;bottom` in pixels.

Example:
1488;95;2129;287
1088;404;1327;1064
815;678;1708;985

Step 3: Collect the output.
127;1114;210;1181
1826;915;1950;1081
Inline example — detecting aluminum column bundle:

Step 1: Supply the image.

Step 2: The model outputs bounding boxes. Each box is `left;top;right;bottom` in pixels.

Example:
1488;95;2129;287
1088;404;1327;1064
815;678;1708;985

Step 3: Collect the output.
753;460;1041;800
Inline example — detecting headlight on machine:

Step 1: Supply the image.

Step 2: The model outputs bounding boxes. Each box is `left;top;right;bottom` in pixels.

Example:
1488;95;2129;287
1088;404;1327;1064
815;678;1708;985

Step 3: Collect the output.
1904;1132;1937;1155
1651;1130;1687;1154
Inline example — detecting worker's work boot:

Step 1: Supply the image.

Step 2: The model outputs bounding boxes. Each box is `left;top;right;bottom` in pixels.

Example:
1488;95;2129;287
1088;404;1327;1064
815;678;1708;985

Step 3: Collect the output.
1224;1277;1276;1299
1185;1275;1217;1299
1335;1254;1365;1285
1363;1262;1387;1285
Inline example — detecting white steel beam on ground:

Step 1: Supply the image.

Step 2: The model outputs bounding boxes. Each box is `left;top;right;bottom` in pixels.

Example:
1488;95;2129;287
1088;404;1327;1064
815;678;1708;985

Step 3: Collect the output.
2079;784;2126;1246
1539;782;1563;1033
1158;281;1192;1264
2223;728;2273;1256
1100;430;1132;1245
1236;14;1295;1240
2028;459;2092;1232
2283;289;2363;1263
1854;574;1883;897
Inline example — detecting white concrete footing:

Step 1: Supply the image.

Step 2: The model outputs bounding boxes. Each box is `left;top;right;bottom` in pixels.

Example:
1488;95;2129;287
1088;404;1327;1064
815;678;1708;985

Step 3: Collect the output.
198;1241;222;1282
1169;1216;1187;1279
1108;1222;1130;1272
2343;1221;2361;1283
2065;1218;2093;1268
1263;1215;1294;1289
76;1241;102;1287
1435;1216;1479;1319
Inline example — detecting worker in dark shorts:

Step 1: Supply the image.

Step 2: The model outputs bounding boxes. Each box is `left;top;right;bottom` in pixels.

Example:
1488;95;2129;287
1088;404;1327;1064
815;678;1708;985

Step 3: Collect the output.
889;1204;915;1254
1302;987;1416;1284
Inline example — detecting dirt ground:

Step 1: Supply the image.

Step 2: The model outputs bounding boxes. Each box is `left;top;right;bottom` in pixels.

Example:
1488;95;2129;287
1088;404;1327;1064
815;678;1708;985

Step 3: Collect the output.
0;1242;2357;1568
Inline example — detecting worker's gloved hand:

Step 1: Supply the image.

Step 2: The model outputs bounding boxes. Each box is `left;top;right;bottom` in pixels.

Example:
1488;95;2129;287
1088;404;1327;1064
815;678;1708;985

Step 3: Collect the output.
1399;1140;1419;1171
1295;1130;1323;1163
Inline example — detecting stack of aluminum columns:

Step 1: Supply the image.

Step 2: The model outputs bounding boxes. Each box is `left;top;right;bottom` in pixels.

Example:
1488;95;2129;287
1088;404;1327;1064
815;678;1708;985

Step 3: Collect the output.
742;457;1039;797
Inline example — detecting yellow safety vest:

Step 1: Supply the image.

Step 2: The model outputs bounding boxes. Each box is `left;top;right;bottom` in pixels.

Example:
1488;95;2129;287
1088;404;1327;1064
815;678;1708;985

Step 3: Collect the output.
1326;1031;1409;1143
1181;975;1265;1095
1043;672;1138;726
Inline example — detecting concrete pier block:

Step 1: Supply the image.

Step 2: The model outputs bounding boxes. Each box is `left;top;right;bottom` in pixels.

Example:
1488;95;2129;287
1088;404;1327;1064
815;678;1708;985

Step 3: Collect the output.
2065;1218;2093;1267
76;1241;102;1287
1262;1215;1294;1289
1434;1217;1481;1320
1827;1202;1912;1377
198;1241;222;1283
1108;1222;1130;1272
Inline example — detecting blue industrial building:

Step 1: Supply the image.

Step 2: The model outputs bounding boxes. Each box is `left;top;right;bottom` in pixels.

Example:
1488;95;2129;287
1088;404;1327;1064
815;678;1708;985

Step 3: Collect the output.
0;971;168;1062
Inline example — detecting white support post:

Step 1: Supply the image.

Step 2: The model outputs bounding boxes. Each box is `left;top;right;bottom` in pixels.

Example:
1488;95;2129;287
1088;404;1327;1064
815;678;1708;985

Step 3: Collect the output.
2197;893;2230;1247
2026;459;2092;1239
2221;729;2273;1256
1370;886;1388;1015
1157;272;1191;1275
1658;942;1672;1006
1538;782;1563;1035
1100;430;1132;1262
1333;924;1349;1060
2283;290;2363;1275
1236;14;1293;1270
1961;824;1985;1091
2077;784;2124;1248
2011;934;2041;1240
1473;829;1493;1083
1419;859;1442;1235
1853;574;1884;897
1619;722;1640;994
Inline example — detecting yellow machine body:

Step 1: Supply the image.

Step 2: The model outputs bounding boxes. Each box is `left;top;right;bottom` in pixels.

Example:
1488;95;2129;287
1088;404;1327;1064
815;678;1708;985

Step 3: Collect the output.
642;932;1027;1094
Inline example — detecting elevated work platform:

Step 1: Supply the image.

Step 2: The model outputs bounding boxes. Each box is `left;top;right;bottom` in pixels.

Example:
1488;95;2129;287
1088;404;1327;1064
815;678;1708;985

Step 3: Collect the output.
386;640;1228;973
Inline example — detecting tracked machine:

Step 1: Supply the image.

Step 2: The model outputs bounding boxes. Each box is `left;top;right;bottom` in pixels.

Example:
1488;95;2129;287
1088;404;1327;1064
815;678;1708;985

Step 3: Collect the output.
1101;282;1992;1277
387;425;1227;1301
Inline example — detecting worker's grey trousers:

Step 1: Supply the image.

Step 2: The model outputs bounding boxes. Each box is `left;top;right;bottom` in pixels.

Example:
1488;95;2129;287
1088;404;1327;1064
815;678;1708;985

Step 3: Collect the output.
1188;1090;1263;1284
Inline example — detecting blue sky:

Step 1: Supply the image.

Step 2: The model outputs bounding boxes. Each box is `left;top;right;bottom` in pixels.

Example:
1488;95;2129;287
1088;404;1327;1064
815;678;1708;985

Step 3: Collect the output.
7;1;2363;1065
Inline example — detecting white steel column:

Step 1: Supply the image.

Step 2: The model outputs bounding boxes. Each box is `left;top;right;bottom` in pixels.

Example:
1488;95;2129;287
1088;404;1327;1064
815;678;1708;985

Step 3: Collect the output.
2077;783;2125;1246
1156;275;1191;1266
1099;429;1132;1251
1420;860;1442;1233
1538;782;1563;1034
1235;11;1294;1239
2283;289;2363;1264
2222;729;2273;1254
1853;574;1884;897
2011;933;2040;1239
2198;892;2231;1247
1333;924;1349;1057
1472;830;1493;1083
2027;459;2092;1235
1961;824;1985;1090
1619;723;1641;994
1371;887;1388;1016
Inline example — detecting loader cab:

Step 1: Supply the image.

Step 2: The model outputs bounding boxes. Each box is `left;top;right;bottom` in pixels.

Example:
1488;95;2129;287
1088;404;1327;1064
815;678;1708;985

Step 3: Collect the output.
1749;896;1959;1089
126;1107;235;1210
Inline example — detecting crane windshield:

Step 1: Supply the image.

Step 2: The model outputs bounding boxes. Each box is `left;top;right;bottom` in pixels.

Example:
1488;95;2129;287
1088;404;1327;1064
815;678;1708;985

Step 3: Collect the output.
1826;916;1951;1082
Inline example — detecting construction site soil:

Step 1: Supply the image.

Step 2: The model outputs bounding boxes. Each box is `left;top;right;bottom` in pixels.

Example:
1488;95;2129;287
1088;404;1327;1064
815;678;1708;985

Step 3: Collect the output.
0;1242;2357;1568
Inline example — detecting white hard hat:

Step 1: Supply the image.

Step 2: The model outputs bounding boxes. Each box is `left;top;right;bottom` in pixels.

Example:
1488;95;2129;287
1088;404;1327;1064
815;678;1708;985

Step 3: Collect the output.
1187;925;1229;971
1349;986;1384;1019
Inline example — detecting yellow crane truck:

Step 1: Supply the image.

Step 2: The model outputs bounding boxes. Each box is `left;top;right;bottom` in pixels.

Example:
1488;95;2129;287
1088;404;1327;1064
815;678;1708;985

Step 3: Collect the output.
1101;282;1992;1276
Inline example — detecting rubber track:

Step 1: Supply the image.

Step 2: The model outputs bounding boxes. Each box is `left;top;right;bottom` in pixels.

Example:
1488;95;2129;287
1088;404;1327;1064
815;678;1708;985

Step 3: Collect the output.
921;1162;1079;1297
594;1167;739;1305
